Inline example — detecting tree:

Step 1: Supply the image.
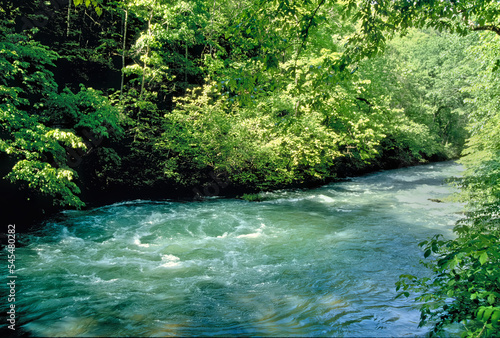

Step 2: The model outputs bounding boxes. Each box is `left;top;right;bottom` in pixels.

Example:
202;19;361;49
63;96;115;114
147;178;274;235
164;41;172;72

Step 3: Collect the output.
358;29;476;160
396;37;500;335
0;19;121;207
341;0;500;66
378;3;500;337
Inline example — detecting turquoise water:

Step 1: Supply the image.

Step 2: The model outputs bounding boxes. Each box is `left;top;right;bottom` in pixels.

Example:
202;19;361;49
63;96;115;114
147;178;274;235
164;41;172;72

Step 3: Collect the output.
4;162;464;336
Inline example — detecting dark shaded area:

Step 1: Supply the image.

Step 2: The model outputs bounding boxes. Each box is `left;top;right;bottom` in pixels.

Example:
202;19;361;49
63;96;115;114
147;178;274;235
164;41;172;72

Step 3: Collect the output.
0;154;62;233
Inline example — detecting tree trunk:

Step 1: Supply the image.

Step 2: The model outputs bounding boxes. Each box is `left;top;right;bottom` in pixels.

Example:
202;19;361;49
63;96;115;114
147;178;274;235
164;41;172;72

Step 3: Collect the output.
120;8;128;100
140;11;153;99
66;0;72;37
185;43;188;84
210;0;216;56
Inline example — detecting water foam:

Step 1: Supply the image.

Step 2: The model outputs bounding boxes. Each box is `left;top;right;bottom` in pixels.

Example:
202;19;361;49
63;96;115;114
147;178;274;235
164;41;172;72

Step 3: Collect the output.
11;162;464;337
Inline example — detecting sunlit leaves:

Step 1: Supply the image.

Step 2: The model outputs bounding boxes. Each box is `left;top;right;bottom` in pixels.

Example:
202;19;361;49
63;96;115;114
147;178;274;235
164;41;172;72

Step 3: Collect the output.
73;0;104;16
342;0;500;68
156;82;343;188
374;7;500;337
7;160;84;207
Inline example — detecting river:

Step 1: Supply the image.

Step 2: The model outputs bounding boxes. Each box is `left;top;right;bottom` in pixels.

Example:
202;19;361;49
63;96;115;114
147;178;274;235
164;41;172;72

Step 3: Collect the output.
3;161;465;337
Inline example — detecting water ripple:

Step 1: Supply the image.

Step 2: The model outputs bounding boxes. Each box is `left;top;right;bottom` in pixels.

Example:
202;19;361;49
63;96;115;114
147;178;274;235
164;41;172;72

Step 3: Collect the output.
2;162;465;337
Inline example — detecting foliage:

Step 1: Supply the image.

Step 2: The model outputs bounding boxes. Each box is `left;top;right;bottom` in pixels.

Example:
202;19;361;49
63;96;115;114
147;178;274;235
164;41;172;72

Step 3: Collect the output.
396;33;500;338
2;0;469;209
359;29;476;159
122;0;207;96
0;26;121;207
156;82;342;189
73;0;105;16
342;0;500;62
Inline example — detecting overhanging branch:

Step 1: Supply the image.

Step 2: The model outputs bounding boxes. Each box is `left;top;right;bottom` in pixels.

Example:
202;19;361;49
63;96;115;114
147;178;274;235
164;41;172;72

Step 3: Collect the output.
473;25;500;35
294;0;327;62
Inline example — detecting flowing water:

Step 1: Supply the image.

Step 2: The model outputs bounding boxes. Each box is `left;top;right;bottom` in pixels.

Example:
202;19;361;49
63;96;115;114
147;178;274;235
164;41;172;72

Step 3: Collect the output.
3;162;465;337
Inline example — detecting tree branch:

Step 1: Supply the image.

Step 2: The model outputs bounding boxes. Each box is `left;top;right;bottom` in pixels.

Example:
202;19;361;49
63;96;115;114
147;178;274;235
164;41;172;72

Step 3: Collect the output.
473;25;500;35
294;0;327;62
356;97;372;106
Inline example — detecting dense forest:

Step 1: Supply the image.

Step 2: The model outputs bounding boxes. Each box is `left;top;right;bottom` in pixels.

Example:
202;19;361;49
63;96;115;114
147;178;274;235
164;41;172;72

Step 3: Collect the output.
0;0;499;336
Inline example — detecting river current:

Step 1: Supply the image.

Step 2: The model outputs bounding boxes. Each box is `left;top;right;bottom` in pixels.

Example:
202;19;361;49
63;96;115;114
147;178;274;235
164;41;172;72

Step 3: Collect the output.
3;162;465;337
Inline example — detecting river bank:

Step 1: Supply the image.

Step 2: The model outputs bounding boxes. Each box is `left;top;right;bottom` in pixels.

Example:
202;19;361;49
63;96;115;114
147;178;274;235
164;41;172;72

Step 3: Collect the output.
2;146;451;233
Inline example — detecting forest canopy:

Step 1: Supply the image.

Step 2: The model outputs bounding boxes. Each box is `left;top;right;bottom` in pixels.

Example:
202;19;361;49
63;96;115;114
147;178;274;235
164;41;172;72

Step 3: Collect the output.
1;0;474;208
0;0;499;336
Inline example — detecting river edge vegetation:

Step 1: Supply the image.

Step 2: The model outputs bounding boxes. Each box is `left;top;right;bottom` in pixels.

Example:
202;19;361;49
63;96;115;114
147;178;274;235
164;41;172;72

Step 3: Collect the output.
0;0;499;336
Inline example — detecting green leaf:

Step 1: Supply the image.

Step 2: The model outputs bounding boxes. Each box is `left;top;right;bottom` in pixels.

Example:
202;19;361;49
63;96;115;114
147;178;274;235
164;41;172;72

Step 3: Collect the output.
491;309;500;324
479;252;488;266
483;307;494;321
395;291;410;299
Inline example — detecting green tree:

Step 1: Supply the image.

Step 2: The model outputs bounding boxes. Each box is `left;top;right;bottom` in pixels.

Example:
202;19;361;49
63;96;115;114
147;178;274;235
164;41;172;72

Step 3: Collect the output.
359;29;476;160
0;19;121;207
397;37;500;335
389;17;500;338
342;0;500;62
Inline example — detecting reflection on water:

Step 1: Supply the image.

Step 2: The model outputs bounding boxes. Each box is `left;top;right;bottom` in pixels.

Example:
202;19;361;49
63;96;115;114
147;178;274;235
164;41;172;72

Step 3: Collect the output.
2;162;464;337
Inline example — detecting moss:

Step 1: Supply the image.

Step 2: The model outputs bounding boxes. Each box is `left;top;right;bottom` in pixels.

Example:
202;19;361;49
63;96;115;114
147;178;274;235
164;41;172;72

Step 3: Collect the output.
239;193;265;202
